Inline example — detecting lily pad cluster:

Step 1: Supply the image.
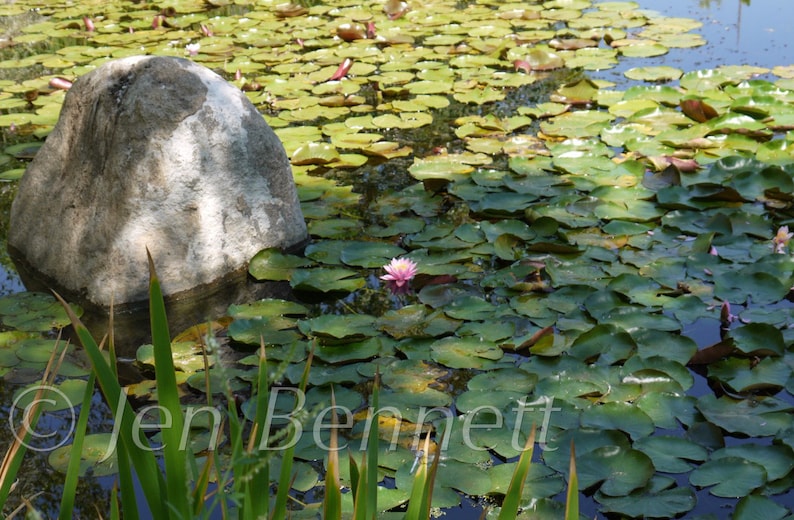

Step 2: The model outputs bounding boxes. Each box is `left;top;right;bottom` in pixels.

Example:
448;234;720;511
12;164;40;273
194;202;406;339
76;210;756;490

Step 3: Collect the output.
1;0;708;140
0;292;86;382
2;0;794;517
239;158;794;516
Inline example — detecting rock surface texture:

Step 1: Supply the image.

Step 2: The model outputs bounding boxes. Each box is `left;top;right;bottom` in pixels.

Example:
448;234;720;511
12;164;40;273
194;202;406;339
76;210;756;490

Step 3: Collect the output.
9;55;307;307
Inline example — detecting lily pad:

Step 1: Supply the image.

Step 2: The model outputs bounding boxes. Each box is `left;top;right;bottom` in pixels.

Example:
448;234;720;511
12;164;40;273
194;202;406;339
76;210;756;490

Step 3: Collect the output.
597;476;697;518
339;241;406;268
48;433;119;477
0;292;82;331
248;248;314;281
697;394;793;437
290;267;365;293
300;314;377;343
624;65;683;82
13;379;88;413
430;336;504;369
689;456;767;498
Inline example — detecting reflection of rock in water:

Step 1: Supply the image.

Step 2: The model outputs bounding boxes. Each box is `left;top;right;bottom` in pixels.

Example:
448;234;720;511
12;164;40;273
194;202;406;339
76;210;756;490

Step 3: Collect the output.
10;246;297;379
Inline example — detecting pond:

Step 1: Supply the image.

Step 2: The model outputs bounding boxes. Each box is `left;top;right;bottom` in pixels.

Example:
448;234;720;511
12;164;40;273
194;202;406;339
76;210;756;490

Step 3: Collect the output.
2;0;794;518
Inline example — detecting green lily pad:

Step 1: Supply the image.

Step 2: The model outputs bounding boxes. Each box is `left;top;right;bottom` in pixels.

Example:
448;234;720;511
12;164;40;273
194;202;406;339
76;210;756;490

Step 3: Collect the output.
579;402;655;441
712;444;794;482
300;314;377;343
48;433;118;477
430;336;503;369
290;267;365;293
709;357;791;393
0;292;83;331
13;378;88;412
137;341;215;374
467;368;537;393
488;462;565;500
315;337;393;363
577;443;655;496
633;436;708;473
248;248;314;281
617;42;668;58
372;112;433;129
185;369;247;394
228;299;308;320
596;476;696;518
290;142;340;165
339;241;406;268
734;495;790;520
689;456;767;498
636;392;699;430
227;317;303;347
697;394;793;437
377;305;461;339
624;65;683;82
727;323;785;357
14;338;73;363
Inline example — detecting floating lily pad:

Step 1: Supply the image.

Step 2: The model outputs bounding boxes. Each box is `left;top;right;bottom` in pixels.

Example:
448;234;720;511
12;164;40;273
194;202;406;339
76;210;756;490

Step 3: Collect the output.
339;241;406;268
633;436;708;473
290;267;365;293
689;456;767;498
290;142;340;165
697;395;793;437
624;65;683;82
300;314;377;343
596;476;697;518
0;292;82;331
137;341;215;374
48;433;118;477
580;402;655;441
13;379;88;412
430;336;503;369
248;248;314;281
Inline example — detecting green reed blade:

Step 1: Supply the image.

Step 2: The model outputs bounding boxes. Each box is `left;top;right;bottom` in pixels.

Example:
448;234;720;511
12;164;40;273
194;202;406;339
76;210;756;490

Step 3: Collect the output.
323;386;342;520
498;423;537;520
565;441;579;520
147;251;191;518
55;292;168;518
58;371;96;519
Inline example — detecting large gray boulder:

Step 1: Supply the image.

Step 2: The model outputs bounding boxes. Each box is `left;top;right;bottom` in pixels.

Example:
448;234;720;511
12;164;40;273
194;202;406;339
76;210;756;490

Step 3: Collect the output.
8;56;307;307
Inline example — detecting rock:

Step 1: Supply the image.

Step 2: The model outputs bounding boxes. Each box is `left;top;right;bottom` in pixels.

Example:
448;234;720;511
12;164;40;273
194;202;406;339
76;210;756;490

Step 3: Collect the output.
8;56;307;307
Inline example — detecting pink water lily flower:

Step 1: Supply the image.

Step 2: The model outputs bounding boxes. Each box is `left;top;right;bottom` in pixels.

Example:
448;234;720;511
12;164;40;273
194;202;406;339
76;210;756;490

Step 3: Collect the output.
380;257;418;288
773;225;793;253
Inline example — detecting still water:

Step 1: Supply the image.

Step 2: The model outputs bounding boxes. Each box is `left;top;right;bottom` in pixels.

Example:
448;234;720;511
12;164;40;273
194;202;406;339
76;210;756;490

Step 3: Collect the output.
604;0;794;78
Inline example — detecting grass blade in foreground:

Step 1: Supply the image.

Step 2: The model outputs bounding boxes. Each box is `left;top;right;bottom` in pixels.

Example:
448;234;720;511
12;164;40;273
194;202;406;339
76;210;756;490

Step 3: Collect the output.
323;387;342;520
106;304;141;520
55;292;168;518
58;371;96;519
147;251;191;518
366;372;380;519
271;346;314;519
565;441;579;520
246;342;272;516
404;434;431;520
497;423;537;520
0;339;67;508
